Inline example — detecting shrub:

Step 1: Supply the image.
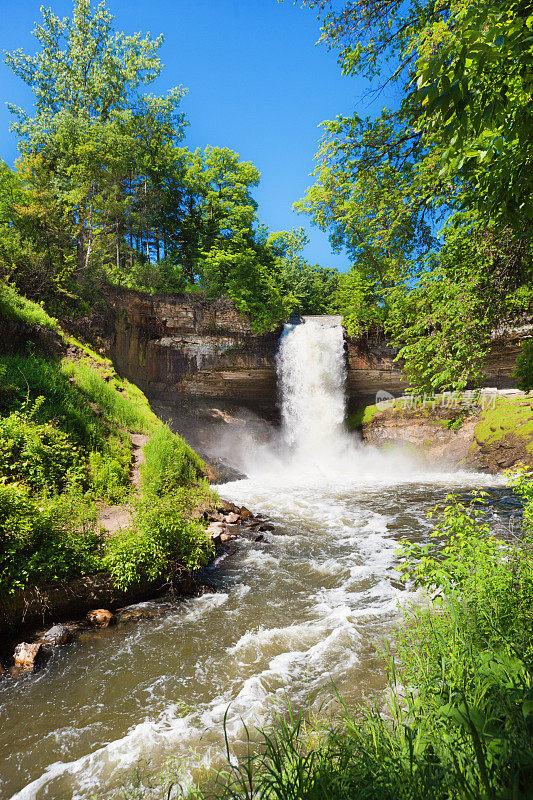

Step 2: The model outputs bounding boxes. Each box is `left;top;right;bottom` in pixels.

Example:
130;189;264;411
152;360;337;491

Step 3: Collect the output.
0;484;100;592
104;493;213;590
0;406;86;494
514;339;533;392
141;425;206;494
89;433;132;503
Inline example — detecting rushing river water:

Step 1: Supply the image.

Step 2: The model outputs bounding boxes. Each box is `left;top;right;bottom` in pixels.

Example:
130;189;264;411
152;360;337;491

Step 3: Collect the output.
0;318;512;800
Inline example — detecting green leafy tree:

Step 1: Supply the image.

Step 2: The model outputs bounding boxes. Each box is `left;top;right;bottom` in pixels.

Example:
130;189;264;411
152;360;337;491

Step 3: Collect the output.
298;0;533;388
4;0;187;282
266;228;339;315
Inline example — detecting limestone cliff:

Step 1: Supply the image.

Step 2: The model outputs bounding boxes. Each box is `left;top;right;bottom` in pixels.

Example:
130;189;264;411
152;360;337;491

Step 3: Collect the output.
103;288;526;420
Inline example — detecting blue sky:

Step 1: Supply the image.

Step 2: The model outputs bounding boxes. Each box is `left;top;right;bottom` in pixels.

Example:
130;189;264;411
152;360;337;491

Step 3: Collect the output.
0;0;380;271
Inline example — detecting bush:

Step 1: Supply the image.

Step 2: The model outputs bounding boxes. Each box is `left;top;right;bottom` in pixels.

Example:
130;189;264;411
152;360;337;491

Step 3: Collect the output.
0;406;86;494
514;340;533;393
0;483;100;592
89;433;132;503
104;493;213;591
141;425;206;494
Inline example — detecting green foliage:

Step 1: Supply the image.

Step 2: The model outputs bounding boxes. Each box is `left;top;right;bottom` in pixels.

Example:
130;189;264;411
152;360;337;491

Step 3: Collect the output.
514;341;533;393
297;0;533;389
0;404;86;494
62;359;157;433
141;425;206;494
385;214;512;392
104;493;213;590
89;435;131;504
0;355;106;449
266;228;340;316
0;280;60;331
0;483;100;592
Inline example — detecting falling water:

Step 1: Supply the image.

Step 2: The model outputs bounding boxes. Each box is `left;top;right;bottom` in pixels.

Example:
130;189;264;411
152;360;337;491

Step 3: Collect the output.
277;316;346;453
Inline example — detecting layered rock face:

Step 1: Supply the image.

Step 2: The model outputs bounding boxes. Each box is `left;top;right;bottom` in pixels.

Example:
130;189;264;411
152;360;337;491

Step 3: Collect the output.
106;289;281;419
105;289;525;420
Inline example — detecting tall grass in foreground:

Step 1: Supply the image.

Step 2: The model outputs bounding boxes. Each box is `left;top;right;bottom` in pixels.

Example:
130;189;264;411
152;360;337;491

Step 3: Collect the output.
114;472;533;800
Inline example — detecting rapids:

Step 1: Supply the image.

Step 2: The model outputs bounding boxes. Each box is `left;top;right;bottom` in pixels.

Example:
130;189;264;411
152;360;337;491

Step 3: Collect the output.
0;317;508;800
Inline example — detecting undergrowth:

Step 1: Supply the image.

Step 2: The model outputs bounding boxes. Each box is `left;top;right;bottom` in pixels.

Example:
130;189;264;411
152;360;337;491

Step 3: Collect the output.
0;286;215;594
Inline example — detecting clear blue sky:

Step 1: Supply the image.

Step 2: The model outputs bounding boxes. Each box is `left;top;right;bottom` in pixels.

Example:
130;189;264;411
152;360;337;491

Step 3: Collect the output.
0;0;381;271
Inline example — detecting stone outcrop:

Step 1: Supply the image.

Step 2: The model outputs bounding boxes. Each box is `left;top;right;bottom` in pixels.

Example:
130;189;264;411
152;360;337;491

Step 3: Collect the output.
104;288;280;419
360;390;533;472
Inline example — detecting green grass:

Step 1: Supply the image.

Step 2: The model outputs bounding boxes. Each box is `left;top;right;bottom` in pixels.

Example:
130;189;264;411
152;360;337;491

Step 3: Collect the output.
0;354;106;448
62;358;159;434
474;395;533;451
346;404;379;429
0;281;61;332
141;424;207;493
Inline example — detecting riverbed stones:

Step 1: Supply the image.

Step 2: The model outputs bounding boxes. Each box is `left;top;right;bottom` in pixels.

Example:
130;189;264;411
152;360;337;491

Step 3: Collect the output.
13;642;43;672
239;506;252;520
87;609;115;627
117;604;160;623
225;512;240;524
217;499;238;513
40;624;72;648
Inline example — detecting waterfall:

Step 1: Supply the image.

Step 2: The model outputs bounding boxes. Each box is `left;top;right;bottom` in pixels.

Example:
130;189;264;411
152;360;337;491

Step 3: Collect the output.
277;316;346;454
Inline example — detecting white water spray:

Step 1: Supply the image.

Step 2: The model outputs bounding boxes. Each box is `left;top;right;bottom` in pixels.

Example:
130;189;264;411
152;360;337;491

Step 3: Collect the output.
277;316;346;453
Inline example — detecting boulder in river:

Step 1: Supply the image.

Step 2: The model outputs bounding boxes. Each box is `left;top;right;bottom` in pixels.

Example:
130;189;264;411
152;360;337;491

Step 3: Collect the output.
40;624;72;648
218;500;238;513
87;609;115;628
240;506;252;520
225;512;240;524
13;642;43;672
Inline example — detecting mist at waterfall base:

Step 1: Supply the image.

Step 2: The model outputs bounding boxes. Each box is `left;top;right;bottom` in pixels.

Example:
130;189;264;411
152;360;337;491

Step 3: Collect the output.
209;316;468;485
0;318;506;800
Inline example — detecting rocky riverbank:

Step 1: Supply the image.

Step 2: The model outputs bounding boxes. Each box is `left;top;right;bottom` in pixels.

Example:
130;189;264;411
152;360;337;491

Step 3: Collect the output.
0;500;273;679
354;389;533;472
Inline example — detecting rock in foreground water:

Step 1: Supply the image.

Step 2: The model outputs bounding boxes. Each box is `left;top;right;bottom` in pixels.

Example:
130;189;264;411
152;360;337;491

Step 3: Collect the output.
13;642;42;672
87;609;115;627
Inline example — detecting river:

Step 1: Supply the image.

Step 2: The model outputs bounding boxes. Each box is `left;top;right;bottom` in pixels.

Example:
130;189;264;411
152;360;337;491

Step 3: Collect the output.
0;318;510;799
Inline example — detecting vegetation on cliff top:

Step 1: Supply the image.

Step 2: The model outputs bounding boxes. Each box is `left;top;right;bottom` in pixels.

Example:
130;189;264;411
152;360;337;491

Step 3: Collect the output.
0;285;214;595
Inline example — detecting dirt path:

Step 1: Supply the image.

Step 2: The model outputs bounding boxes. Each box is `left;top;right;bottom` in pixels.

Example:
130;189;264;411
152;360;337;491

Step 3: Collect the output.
98;433;149;535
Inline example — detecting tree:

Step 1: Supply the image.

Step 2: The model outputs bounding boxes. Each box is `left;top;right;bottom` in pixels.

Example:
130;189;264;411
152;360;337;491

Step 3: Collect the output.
4;0;187;281
266;228;339;315
297;0;533;389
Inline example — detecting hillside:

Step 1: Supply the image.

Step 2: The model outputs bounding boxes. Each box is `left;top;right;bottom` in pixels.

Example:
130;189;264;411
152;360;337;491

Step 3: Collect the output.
0;283;217;634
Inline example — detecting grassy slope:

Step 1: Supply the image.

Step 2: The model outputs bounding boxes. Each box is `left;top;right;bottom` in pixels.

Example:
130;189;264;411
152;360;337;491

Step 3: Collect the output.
0;282;215;596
